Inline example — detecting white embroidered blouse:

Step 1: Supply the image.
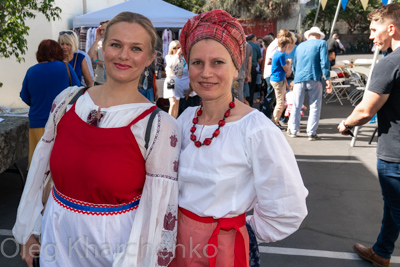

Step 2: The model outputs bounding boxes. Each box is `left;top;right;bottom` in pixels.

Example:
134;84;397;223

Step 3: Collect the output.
177;107;308;243
12;86;181;267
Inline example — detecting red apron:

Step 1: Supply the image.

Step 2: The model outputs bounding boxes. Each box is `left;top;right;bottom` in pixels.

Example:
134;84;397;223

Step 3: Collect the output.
50;101;157;205
179;207;247;267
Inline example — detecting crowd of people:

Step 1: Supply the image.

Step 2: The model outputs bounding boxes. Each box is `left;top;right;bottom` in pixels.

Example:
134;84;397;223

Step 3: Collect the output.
12;2;400;267
238;26;333;140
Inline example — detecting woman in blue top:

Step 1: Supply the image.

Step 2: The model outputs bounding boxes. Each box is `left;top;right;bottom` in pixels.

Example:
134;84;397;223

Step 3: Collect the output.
285;32;298;86
58;30;93;87
270;35;292;130
20;39;80;168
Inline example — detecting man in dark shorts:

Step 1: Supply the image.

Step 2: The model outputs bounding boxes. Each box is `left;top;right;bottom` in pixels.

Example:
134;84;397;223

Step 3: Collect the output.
338;3;400;267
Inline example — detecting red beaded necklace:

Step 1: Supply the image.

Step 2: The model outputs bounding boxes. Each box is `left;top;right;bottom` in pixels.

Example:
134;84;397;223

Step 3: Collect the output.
190;96;235;148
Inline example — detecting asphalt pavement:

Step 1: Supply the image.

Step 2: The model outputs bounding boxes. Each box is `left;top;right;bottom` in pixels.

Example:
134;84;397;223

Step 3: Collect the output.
1;54;399;266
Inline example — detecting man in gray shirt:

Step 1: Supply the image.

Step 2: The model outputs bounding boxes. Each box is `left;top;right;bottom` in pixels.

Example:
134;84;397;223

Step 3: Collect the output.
338;4;400;267
234;42;252;102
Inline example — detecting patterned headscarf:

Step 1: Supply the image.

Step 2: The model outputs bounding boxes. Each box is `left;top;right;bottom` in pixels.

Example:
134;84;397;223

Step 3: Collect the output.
179;9;246;70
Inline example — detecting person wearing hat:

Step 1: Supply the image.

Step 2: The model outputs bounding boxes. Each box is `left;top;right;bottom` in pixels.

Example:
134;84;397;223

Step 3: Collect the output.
288;26;332;140
170;9;308;267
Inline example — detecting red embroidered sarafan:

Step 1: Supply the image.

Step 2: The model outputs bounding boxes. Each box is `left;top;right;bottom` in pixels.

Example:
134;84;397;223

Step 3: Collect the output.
50;102;158;205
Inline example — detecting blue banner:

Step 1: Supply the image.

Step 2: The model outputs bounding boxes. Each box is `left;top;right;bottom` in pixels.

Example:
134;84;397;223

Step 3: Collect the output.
382;0;388;4
342;0;349;10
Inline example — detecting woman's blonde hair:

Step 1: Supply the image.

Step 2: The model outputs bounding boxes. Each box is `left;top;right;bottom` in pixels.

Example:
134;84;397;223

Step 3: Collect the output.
290;32;297;44
103;11;157;55
168;40;180;55
58;31;79;55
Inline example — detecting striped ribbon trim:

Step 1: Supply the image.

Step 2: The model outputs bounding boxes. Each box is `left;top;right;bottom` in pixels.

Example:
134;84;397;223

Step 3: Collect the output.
52;187;140;216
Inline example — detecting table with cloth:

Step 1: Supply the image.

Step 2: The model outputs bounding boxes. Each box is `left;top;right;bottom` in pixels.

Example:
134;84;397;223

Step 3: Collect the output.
0;116;29;183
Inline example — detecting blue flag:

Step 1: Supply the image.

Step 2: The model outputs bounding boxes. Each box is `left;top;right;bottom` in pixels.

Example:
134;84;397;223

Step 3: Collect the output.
382;0;388;4
342;0;349;10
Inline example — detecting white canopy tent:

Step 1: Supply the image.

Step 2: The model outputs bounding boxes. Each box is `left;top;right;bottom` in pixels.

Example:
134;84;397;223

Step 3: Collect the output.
73;0;196;28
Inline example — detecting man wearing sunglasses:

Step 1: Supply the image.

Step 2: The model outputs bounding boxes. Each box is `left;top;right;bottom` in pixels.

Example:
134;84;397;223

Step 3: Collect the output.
88;20;109;85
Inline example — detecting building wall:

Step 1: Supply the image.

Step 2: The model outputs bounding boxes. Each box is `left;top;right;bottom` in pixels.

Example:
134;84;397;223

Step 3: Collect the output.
239;19;277;37
0;0;124;107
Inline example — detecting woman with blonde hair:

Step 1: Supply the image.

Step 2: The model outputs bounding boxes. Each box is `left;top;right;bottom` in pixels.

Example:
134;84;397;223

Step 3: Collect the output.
163;40;183;118
14;11;180;267
58;30;94;87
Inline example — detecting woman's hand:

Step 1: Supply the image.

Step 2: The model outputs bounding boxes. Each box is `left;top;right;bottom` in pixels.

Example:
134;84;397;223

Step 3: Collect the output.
21;235;40;267
95;26;102;41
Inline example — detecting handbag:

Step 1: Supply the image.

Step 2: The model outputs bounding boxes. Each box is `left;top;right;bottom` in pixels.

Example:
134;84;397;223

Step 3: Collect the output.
167;78;175;89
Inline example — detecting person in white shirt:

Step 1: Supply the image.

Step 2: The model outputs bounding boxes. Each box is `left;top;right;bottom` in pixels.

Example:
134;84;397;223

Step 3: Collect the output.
170;9;308;267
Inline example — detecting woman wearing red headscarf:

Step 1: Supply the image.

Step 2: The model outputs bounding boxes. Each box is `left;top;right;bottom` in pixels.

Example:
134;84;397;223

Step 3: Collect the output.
170;10;308;267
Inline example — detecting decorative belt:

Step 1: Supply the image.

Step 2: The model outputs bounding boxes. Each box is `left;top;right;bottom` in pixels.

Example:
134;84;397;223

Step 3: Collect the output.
52;187;140;216
179;207;247;267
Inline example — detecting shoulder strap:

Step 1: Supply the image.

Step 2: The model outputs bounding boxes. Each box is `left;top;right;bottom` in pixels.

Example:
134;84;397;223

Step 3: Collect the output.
145;108;161;150
69;87;88;105
53;87;88;136
73;53;78;70
64;62;72;86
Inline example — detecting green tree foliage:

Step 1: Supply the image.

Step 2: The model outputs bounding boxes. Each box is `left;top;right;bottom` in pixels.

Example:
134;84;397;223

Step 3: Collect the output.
302;3;336;34
165;0;296;20
163;0;206;13
202;0;295;20
303;0;400;34
0;0;62;64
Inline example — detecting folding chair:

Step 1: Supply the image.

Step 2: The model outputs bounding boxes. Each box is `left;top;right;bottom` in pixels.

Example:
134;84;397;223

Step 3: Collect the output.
348;70;366;106
326;71;351;105
331;66;349;79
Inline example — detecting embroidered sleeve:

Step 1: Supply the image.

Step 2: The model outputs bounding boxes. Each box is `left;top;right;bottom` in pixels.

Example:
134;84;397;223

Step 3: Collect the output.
12;86;80;245
113;111;181;267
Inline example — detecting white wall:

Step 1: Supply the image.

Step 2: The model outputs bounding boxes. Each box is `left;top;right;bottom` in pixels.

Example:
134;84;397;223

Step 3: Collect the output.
86;0;126;13
0;0;124;107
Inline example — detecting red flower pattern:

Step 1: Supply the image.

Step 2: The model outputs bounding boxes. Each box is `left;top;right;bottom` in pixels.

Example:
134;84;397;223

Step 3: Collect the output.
173;160;179;172
157;248;173;266
51;103;56;113
164;212;177;231
86;109;105;126
170;134;178;147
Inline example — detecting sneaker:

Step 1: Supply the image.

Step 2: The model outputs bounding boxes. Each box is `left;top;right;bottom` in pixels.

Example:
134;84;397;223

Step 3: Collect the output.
308;134;319;141
287;130;297;138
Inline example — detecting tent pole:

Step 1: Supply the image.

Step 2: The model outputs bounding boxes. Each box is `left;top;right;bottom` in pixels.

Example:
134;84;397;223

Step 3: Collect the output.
295;2;301;33
82;0;87;14
329;0;342;39
350;0;393;147
298;5;302;33
313;0;321;26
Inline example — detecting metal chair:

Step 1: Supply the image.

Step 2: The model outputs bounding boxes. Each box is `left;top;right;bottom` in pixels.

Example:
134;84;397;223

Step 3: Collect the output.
348;70;366;106
326;70;351;105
